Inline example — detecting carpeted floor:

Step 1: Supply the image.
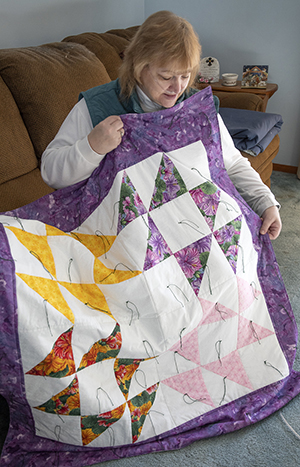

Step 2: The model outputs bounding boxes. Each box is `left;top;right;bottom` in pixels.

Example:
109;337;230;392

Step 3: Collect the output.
1;171;299;467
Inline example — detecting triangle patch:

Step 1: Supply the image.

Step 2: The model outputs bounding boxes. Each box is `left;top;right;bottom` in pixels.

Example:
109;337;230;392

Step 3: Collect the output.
69;231;117;258
213;215;242;274
149;153;187;210
93;257;141;286
77;323;121;371
190;181;221;231
26;326;75;378
17;274;75;323
169;328;201;365
9;226;56;279
114;358;144;401
34;375;80;416
127;383;159;443
144;215;173;271
81;403;126;446
199;298;237;325
237;315;274;349
174;234;212;296
118;171;147;234
202;350;253;389
162;367;214;407
59;281;113;319
237;276;262;313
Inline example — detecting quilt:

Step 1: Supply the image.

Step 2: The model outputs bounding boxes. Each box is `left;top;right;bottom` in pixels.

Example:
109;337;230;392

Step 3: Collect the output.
1;87;300;467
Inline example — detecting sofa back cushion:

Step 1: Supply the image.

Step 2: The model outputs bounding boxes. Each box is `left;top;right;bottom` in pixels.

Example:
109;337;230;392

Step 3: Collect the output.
0;42;110;160
0;76;54;212
105;26;140;41
62;32;127;80
62;26;140;80
0;76;38;185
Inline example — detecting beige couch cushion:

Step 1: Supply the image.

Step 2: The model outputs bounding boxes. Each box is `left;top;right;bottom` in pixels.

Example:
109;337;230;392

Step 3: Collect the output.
63;27;140;80
0;42;110;159
63;32;128;80
0;168;54;213
0;76;38;184
0;76;54;213
105;26;140;41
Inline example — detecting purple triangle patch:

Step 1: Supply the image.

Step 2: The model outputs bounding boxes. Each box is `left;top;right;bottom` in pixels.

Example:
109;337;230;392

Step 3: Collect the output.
118;171;147;234
144;215;172;271
174;235;212;296
190;181;221;231
213;215;242;274
149;153;187;210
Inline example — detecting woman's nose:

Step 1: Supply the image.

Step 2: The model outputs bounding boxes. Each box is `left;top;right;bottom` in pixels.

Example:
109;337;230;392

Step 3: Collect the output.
169;77;181;93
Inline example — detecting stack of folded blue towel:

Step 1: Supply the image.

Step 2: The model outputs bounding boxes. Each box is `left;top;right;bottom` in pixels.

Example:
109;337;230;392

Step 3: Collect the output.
219;107;283;156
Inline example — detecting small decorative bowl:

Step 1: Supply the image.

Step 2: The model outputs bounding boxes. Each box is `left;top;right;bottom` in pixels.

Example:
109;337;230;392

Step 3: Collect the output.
222;73;238;86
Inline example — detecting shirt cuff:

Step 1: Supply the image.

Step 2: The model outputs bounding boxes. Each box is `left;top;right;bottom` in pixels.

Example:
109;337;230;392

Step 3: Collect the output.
255;194;281;217
76;136;105;167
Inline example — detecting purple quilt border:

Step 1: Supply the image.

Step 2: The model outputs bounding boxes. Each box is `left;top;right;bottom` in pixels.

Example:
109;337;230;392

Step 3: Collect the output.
1;87;300;466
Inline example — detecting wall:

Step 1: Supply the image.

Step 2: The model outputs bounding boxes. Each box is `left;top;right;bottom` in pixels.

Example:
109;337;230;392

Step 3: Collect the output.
0;0;144;48
145;0;300;169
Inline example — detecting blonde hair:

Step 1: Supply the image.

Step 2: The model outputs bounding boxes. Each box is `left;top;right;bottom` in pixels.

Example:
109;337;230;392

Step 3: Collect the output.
119;11;201;98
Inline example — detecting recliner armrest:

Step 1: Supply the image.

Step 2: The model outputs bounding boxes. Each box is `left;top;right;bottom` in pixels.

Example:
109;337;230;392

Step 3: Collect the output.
213;91;264;112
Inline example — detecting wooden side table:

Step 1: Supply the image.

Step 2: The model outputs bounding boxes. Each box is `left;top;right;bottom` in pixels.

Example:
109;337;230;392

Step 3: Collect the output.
197;80;278;112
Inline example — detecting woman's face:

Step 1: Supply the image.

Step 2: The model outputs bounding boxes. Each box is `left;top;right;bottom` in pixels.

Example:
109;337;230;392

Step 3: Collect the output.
139;63;191;108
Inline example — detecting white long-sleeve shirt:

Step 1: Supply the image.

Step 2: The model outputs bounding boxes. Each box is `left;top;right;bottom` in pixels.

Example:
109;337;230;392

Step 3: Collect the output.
41;98;278;217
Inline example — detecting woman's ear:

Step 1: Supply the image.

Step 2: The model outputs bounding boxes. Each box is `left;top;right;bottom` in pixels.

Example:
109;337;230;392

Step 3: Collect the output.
136;64;148;87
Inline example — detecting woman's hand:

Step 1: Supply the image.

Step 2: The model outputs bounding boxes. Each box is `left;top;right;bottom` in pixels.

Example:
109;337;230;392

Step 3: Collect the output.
260;206;282;240
87;115;124;155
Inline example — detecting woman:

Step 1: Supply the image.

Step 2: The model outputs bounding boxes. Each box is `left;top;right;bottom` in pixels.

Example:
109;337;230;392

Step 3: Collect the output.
41;10;281;239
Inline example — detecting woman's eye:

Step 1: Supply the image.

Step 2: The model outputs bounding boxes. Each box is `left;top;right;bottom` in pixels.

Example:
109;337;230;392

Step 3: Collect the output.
158;73;190;81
